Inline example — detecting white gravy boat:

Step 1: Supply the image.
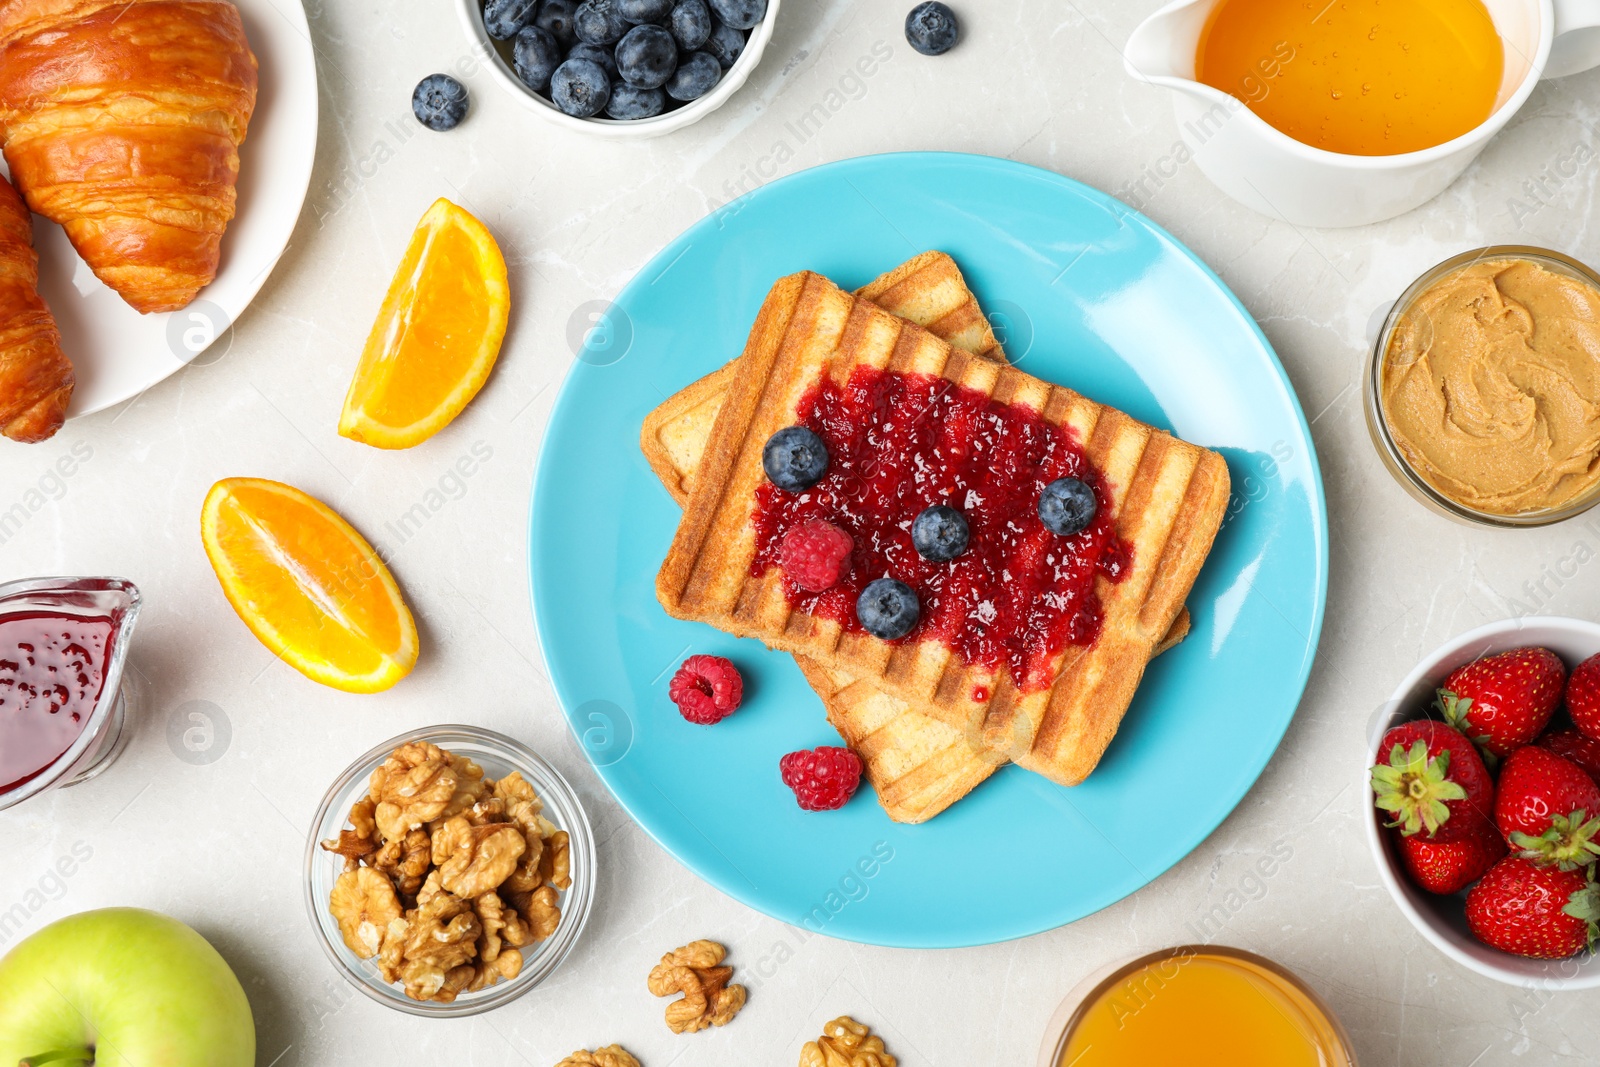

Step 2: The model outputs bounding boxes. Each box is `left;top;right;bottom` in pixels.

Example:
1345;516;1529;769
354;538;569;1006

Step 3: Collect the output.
1125;0;1600;227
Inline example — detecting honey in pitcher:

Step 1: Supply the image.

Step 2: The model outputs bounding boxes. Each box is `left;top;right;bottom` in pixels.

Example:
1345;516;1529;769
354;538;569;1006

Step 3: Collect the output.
1058;950;1351;1067
1196;0;1504;156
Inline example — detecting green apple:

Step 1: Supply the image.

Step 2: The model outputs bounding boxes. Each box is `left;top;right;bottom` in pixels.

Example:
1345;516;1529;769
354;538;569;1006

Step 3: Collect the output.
0;908;254;1067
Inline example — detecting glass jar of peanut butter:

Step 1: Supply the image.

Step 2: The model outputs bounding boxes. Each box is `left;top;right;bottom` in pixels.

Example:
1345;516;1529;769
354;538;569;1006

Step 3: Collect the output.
1366;246;1600;527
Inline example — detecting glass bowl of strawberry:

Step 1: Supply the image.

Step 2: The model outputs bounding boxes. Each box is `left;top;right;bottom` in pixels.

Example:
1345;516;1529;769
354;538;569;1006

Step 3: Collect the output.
1366;616;1600;989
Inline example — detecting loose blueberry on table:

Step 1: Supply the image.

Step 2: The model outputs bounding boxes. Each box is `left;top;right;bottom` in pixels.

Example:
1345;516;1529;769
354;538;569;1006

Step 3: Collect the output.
412;73;470;131
905;1;959;56
485;0;764;119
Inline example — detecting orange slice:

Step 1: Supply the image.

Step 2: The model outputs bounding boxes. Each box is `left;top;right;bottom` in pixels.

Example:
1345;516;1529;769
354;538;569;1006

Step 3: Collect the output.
338;198;509;449
200;478;419;692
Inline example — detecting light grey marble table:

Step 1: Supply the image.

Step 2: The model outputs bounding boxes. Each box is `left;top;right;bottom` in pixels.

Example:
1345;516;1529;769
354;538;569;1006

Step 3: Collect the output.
4;1;1599;1063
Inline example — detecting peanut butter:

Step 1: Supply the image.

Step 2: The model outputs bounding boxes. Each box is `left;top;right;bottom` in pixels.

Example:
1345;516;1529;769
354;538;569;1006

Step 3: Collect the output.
1381;258;1600;516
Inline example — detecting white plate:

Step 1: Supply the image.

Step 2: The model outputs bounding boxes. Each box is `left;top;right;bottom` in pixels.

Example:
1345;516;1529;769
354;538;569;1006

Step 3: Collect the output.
5;0;319;420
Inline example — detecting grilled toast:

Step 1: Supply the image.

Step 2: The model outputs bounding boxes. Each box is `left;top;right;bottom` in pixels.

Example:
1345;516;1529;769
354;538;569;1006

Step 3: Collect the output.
656;272;1229;787
642;251;1001;505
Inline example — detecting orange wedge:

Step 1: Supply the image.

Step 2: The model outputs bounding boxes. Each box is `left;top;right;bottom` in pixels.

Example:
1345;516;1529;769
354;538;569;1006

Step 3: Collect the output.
339;198;509;449
200;478;419;692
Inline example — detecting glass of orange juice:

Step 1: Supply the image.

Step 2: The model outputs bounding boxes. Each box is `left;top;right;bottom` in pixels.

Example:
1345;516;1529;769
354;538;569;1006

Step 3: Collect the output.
1037;946;1357;1067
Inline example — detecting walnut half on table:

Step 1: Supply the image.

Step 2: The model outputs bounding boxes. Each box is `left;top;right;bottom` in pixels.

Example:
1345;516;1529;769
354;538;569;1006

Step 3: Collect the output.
800;1016;897;1067
647;939;748;1034
322;742;569;1003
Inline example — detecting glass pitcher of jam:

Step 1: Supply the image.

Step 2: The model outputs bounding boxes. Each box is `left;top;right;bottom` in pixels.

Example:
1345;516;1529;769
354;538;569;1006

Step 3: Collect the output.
0;577;140;812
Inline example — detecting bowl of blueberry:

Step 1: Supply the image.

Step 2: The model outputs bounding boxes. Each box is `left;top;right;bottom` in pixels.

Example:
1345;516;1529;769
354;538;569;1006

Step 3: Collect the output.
459;0;778;135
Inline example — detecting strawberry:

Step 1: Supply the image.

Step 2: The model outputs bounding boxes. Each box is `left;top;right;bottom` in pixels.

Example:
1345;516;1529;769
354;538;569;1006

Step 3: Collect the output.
1494;745;1600;869
1465;857;1600;959
1370;720;1494;842
1436;646;1565;763
1536;727;1600;788
1566;652;1600;743
1395;816;1506;894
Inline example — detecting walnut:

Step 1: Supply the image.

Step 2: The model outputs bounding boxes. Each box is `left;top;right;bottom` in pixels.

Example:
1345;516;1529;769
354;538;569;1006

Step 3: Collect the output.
508;884;562;941
388;891;482;1000
799;1017;896;1067
320;796;380;871
435;752;490;822
329;868;403;958
466;796;509;825
372;828;432;897
541;829;572;891
432;964;476;1004
494;771;543;810
648;940;746;1034
474;890;535;963
467;948;523;992
556;1046;641;1067
370;742;461;841
415;869;444;908
497;795;547;893
437;819;525;898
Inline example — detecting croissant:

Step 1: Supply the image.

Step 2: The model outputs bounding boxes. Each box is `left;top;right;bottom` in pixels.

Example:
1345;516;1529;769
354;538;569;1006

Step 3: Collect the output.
0;0;258;314
0;172;73;442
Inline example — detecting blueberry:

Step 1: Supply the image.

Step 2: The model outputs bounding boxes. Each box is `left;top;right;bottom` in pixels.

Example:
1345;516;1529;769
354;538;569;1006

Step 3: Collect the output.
709;0;765;30
704;19;746;67
669;0;712;49
762;427;828;491
512;26;563;90
905;1;958;55
549;58;613;116
619;0;673;22
606;83;666;118
857;579;921;640
484;0;540;39
911;505;969;562
568;41;619;77
533;0;580;45
412;74;469;131
666;50;721;100
616;24;678;88
1039;477;1097;536
574;0;630;43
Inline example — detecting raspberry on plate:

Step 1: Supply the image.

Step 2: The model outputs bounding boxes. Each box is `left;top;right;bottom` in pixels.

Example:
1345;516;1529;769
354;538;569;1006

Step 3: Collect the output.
778;519;853;592
780;746;864;811
669;654;743;724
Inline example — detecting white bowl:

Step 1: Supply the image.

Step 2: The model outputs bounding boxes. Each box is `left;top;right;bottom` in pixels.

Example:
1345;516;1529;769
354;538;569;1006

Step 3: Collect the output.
1365;616;1600;990
454;0;779;138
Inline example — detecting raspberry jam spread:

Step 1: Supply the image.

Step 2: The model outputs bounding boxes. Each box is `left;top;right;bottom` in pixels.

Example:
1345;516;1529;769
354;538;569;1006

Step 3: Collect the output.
0;612;115;793
750;366;1130;690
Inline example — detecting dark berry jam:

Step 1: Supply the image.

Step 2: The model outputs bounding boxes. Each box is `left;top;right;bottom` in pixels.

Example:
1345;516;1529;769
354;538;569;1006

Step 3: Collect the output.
750;367;1130;691
0;612;114;793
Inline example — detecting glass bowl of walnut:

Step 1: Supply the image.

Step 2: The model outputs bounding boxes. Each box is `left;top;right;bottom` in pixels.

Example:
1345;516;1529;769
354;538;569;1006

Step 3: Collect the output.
304;725;596;1016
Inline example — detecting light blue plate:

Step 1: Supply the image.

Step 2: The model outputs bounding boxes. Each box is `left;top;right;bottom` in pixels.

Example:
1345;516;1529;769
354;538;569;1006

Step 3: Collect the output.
529;153;1327;948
